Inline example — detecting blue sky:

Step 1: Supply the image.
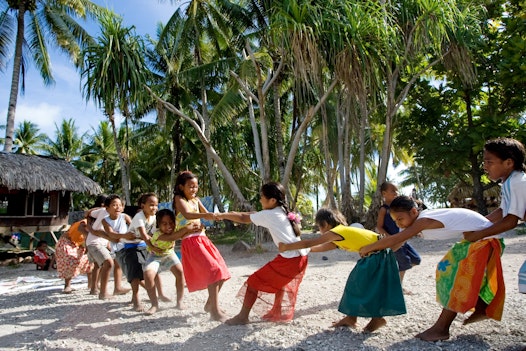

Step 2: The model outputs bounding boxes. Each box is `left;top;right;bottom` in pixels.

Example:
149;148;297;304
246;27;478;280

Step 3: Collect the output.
0;0;176;139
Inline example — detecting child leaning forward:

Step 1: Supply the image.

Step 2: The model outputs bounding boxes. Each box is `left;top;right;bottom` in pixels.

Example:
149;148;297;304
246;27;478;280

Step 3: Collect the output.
279;208;406;332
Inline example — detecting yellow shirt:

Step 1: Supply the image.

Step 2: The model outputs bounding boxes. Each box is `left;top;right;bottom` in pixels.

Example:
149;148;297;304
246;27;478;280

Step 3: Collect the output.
330;225;379;252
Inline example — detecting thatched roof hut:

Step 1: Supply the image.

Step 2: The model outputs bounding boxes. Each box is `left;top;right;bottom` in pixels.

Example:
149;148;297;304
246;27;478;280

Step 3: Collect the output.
0;152;101;194
0;153;102;243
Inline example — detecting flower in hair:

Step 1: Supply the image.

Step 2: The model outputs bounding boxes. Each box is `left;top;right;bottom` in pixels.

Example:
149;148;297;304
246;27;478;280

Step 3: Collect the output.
287;212;302;224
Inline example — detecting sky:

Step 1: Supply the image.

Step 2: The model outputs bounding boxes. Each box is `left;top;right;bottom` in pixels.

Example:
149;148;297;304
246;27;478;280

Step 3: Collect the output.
0;0;177;139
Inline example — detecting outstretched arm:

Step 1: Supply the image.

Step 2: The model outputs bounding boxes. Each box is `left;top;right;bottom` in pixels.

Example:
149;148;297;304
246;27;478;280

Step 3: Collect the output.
216;212;254;224
359;217;441;256
278;231;341;252
174;196;215;221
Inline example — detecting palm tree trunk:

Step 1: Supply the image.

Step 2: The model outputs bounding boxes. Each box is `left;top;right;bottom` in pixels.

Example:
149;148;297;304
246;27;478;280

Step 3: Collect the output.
4;5;26;152
108;114;131;205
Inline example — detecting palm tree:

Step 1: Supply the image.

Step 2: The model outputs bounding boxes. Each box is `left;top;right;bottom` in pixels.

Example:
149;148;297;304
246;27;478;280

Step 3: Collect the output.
13;120;47;154
83;120;119;194
1;0;103;152
81;11;147;205
43;118;86;163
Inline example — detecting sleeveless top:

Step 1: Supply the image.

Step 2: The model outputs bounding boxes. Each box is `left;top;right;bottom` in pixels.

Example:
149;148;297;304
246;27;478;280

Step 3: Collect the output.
175;198;205;238
382;204;400;235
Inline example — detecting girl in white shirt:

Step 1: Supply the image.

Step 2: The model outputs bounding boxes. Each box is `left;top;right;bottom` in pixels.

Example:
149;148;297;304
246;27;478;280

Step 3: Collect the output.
217;182;308;325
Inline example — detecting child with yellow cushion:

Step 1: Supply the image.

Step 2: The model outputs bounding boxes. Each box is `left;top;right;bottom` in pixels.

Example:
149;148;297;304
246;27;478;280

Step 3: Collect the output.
279;207;405;333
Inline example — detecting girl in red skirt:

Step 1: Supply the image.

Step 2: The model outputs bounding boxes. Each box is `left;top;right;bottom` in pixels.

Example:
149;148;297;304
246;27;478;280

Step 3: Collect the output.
172;171;231;322
217;182;309;325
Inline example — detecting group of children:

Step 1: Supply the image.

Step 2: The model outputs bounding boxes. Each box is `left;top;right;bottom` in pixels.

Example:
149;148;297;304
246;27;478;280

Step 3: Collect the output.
43;137;524;343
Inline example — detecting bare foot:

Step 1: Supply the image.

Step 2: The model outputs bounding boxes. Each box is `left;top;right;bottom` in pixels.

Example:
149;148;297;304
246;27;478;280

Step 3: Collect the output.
363;318;387;333
159;295;172;302
89;290;99;296
62;287;74;294
145;305;158;315
332;316;358;328
134;303;145;312
225;314;249;325
415;327;450;341
210;311;228;322
113;288;131;296
175;301;185;310
463;311;488;325
98;294;113;300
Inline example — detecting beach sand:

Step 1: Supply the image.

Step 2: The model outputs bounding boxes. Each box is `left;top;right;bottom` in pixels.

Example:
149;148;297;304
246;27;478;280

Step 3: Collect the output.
0;231;525;351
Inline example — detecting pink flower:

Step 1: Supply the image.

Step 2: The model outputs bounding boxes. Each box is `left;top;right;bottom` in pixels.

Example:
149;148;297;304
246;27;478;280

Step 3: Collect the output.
287;212;302;224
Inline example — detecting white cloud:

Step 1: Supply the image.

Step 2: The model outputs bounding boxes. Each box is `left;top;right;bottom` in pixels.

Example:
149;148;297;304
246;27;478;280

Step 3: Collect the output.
0;103;62;137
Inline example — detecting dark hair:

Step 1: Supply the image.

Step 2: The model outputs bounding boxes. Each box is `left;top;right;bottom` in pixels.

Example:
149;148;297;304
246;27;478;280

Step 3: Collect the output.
390;195;417;212
36;240;48;248
137;192;157;207
173;171;198;201
380;182;397;192
315;208;348;228
260;182;301;237
93;194;108;208
485;138;526;172
156;208;175;228
104;194;122;207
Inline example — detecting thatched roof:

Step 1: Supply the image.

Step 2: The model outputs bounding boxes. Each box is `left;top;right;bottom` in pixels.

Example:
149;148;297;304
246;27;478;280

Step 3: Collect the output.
0;152;102;195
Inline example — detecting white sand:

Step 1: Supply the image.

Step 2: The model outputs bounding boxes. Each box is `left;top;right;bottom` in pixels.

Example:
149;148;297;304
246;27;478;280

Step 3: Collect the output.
1;231;525;351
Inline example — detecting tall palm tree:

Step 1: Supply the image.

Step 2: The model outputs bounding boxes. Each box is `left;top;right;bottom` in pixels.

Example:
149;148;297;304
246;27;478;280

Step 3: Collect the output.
1;0;103;152
13;119;47;154
81;11;147;205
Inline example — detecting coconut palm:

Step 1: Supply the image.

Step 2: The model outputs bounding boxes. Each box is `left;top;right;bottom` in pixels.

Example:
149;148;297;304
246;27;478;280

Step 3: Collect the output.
13;120;47;154
43;118;86;163
81;11;148;205
1;0;103;152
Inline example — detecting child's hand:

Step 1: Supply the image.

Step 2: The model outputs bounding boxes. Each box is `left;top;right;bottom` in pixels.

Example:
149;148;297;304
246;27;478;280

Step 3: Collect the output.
278;242;287;252
359;246;371;257
122;232;136;241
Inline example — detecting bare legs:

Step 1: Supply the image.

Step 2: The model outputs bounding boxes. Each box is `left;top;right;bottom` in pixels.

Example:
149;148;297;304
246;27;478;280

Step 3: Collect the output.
143;269;158;315
207;280;227;322
97;259;114;300
415;308;456;341
463;298;489;325
113;260;130;295
225;285;258;325
170;264;185;309
63;278;73;294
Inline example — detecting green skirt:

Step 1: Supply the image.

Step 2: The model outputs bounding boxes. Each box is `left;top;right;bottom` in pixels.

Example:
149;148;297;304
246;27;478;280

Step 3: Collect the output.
338;249;406;318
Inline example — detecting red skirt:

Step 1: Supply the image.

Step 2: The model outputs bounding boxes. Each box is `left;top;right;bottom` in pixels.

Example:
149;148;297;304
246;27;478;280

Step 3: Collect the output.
181;235;231;292
55;236;91;279
239;254;308;322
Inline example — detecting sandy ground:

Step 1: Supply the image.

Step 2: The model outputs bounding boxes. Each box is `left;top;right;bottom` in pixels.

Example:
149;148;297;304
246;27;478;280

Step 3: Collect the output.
0;231;525;351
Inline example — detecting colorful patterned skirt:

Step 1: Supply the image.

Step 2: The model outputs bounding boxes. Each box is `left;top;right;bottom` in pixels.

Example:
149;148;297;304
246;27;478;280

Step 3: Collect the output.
436;238;505;320
55;236;91;279
338;249;406;318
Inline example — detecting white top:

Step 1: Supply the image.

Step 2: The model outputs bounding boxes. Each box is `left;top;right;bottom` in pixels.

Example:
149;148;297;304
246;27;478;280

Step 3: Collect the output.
500;170;526;220
417;208;495;240
104;214;128;252
250;207;309;258
85;208;109;246
126;211;156;244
